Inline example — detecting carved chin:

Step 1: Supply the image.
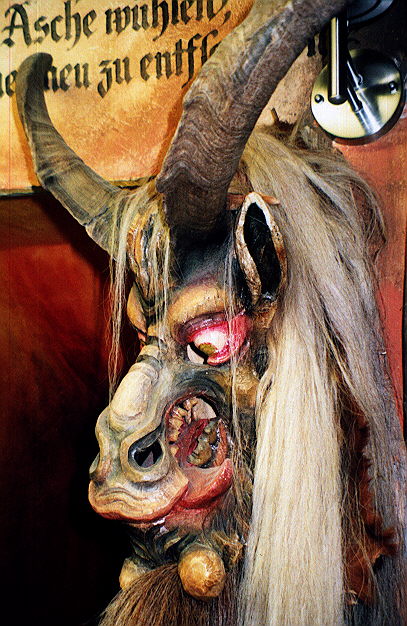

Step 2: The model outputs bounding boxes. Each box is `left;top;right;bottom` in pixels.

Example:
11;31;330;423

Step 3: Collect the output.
89;396;233;531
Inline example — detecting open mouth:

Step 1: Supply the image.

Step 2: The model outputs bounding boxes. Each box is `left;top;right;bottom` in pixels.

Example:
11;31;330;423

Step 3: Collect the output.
164;396;232;522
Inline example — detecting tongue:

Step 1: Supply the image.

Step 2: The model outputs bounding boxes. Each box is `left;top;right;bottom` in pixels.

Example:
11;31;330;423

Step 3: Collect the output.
179;459;233;508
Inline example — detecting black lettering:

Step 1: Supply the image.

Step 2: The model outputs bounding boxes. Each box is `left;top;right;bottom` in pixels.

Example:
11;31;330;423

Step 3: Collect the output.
183;33;201;87
83;10;96;37
130;6;141;30
2;4;32;47
171;0;179;25
181;0;203;24
74;63;90;88
98;58;130;96
64;0;82;48
50;15;63;42
130;5;149;30
152;0;169;40
106;5;149;34
59;64;72;91
140;4;149;29
180;0;192;24
3;70;17;96
155;51;172;78
105;8;113;33
98;60;112;97
44;65;59;92
194;0;204;21
113;57;132;84
140;53;153;81
33;16;49;44
105;7;131;34
207;0;229;21
173;39;184;76
200;29;218;64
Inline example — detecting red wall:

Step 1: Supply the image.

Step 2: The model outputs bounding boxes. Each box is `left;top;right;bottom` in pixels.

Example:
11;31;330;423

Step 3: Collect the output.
0;192;130;626
340;110;407;427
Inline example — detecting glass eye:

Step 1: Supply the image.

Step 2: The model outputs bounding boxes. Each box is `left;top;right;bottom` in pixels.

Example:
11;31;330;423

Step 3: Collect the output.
185;312;249;365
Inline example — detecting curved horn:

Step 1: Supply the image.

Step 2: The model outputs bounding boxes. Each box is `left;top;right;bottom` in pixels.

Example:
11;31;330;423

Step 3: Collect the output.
157;0;350;240
16;53;127;252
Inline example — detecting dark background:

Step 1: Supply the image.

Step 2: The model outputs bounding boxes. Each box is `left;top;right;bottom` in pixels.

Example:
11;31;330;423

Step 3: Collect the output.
0;192;132;625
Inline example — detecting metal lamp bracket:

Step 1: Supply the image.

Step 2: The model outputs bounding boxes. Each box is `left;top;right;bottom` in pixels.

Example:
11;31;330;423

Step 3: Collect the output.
311;0;405;143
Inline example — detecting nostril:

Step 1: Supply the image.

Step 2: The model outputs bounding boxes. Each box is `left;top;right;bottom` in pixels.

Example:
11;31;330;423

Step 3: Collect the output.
129;439;163;469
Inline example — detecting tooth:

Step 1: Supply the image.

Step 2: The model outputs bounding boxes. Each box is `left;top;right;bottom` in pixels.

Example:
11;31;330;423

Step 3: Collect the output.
204;419;218;444
173;406;187;419
170;415;183;429
176;407;188;416
187;434;213;466
168;428;180;443
184;398;198;410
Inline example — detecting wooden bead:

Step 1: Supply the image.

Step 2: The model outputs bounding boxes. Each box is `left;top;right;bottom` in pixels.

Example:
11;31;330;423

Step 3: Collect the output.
178;547;226;600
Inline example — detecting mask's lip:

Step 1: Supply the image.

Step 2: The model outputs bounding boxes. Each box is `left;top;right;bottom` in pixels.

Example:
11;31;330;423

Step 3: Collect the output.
127;460;233;528
178;458;233;508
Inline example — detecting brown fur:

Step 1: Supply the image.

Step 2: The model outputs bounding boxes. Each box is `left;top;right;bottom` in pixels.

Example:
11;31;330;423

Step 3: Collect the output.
100;564;239;626
342;401;398;604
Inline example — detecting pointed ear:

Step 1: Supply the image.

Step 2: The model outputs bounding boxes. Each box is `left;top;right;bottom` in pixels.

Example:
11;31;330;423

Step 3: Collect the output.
234;192;287;309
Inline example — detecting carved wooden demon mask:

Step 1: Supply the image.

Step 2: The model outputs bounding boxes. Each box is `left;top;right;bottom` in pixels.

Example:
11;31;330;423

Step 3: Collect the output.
16;1;406;624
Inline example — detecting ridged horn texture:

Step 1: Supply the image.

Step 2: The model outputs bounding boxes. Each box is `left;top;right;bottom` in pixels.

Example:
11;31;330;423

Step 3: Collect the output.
157;0;350;240
16;53;129;252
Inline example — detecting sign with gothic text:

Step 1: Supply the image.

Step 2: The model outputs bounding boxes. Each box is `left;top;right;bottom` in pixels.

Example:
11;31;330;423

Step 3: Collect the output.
1;0;252;192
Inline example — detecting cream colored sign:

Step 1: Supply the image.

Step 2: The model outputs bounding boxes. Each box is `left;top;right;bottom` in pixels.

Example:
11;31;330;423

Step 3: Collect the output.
1;0;252;192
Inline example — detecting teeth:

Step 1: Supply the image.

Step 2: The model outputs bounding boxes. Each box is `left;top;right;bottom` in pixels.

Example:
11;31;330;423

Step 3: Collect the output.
187;419;219;467
204;419;218;444
182;398;197;424
168;428;180;443
167;398;218;458
183;398;198;411
168;411;183;443
187;433;213;466
170;415;183;429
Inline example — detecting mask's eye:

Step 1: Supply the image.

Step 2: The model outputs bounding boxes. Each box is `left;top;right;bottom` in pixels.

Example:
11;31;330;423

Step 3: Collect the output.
185;312;250;365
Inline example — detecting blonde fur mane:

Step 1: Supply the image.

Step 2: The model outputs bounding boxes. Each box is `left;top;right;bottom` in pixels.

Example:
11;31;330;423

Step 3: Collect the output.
239;129;405;625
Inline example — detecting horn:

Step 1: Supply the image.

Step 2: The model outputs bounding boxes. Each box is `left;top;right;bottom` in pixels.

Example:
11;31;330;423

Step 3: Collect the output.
157;0;350;241
16;53;128;252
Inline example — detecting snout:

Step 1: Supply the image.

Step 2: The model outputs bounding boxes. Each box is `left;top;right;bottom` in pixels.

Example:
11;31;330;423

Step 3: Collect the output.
89;347;189;521
89;345;234;528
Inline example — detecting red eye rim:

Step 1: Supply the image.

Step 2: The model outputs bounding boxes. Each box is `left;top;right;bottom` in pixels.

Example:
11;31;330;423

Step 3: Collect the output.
184;312;251;365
